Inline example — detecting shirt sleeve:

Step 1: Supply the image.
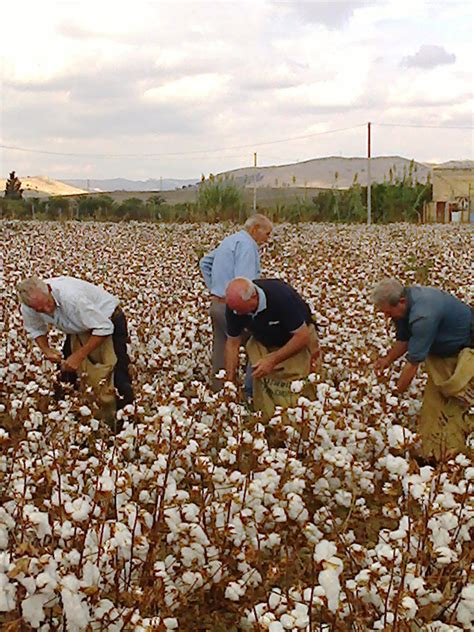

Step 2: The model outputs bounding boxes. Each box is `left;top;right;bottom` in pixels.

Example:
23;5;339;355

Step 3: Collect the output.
395;318;410;342
233;240;260;280
277;294;308;333
225;307;245;338
74;297;115;336
199;250;215;290
21;305;48;340
406;313;440;363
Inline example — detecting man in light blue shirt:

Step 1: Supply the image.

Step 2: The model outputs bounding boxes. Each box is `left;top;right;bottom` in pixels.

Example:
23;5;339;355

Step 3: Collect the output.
199;214;273;390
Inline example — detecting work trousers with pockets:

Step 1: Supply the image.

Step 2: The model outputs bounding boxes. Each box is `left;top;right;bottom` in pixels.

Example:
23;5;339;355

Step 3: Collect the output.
61;308;134;410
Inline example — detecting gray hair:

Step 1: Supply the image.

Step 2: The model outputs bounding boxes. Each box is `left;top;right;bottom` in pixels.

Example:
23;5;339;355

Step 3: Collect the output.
17;277;49;306
244;213;272;230
370;278;405;306
229;277;257;301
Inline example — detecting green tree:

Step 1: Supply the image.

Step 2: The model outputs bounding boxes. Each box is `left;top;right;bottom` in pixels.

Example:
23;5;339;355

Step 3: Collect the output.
146;194;166;220
4;171;23;199
197;180;243;221
46;196;71;220
116;197;148;220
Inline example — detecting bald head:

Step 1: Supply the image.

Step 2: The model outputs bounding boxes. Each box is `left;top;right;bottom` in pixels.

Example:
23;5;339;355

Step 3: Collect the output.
226;277;258;315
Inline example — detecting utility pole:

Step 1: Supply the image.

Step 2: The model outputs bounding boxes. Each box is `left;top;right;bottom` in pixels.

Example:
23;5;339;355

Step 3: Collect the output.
253;152;257;213
367;121;372;225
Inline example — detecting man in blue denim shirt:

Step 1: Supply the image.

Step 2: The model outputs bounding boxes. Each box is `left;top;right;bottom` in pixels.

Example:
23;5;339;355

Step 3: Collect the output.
372;278;473;459
371;279;472;393
200;214;272;390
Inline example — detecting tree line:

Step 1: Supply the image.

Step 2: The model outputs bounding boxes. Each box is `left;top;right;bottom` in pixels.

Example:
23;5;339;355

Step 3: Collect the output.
2;169;432;223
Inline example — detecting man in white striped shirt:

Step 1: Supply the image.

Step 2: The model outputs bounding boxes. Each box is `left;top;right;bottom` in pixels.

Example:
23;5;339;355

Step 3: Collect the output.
18;276;133;408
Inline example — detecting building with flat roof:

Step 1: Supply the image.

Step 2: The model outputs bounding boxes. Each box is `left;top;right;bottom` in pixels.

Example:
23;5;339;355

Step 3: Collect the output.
423;164;474;223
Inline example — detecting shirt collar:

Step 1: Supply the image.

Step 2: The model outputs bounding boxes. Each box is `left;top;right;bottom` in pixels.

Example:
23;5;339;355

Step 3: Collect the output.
242;229;257;246
252;285;267;317
48;283;59;309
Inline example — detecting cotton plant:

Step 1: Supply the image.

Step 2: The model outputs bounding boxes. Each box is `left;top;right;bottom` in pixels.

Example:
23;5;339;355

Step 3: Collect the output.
0;221;473;629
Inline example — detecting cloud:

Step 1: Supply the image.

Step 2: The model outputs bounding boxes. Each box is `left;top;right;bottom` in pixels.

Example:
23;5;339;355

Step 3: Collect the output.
401;44;456;69
276;0;372;28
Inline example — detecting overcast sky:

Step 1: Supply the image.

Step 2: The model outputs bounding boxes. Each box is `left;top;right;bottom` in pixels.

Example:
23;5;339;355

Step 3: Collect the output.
1;0;473;180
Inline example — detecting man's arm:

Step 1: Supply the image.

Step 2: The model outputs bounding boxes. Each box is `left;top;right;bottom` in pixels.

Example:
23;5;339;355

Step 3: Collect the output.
233;241;260;280
34;335;62;363
396;362;419;394
224;336;242;383
374;340;408;373
199;252;214;290
62;334;106;372
252;324;310;379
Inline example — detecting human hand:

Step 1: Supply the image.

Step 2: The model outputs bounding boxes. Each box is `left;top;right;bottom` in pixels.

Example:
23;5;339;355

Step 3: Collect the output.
252;355;277;379
374;356;390;375
44;349;62;363
310;345;321;372
61;352;84;373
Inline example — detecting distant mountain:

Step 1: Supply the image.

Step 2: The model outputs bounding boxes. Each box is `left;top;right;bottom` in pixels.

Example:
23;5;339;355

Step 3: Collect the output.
17;158;473;199
21;176;88;198
61;177;198;192
215;156;474;189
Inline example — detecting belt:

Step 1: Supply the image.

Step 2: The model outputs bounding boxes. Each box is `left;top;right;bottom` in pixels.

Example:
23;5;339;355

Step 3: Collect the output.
210;295;225;303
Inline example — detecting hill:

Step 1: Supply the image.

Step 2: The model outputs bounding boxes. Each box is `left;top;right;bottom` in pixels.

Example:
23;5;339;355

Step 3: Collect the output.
20;176;88;198
11;157;473;200
61;177;198;192
215;155;436;189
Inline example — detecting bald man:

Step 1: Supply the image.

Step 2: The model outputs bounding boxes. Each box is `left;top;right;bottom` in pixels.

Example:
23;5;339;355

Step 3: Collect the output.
224;277;319;416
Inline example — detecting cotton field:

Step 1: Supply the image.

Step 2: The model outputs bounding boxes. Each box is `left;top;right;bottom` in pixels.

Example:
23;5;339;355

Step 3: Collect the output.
0;220;473;632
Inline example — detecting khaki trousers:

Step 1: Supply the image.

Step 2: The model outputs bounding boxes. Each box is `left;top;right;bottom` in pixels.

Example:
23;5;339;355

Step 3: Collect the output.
419;348;474;460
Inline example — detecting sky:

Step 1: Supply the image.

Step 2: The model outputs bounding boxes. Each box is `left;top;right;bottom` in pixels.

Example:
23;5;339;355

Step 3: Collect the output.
1;0;473;180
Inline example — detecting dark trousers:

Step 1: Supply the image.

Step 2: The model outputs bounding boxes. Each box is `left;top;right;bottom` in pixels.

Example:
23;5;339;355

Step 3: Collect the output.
61;308;134;410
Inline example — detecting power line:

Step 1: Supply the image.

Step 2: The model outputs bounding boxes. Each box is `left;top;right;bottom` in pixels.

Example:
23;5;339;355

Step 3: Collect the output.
0;124;365;159
375;123;474;130
1;121;471;161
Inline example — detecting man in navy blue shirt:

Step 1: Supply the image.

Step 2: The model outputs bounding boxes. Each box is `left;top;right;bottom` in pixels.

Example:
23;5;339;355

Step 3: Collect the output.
372;279;472;393
200;215;272;391
224;277;319;387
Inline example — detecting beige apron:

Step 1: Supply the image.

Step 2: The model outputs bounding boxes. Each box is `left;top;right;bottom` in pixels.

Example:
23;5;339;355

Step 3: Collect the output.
419;348;474;459
70;333;117;418
246;325;319;420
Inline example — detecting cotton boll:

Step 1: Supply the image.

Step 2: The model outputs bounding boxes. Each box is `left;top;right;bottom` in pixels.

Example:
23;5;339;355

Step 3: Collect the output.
318;564;342;612
401;596;418;619
22;593;49;628
314;540;338;562
225;581;246;601
387;425;415;448
456;584;474;627
433;547;458;565
0;573;16;611
290;380;304;394
279;613;296;629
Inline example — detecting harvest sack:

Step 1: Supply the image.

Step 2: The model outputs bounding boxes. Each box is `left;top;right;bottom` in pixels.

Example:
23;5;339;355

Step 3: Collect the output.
246;325;318;420
70;333;117;417
419;348;474;459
